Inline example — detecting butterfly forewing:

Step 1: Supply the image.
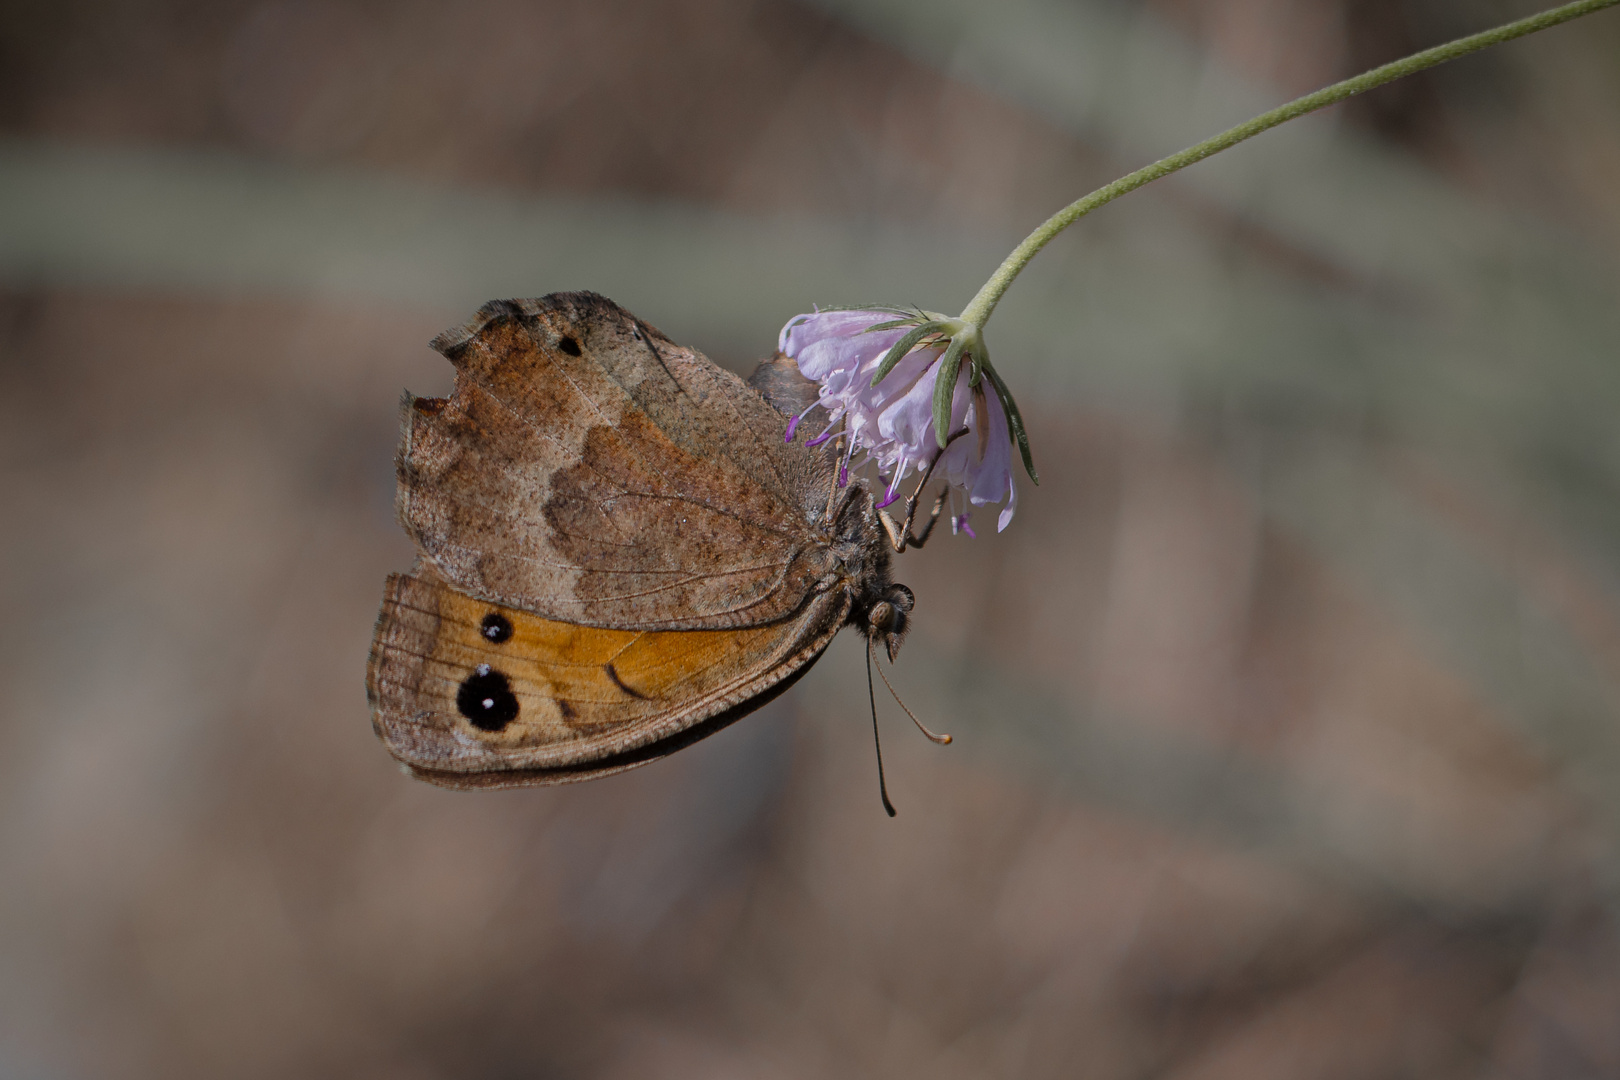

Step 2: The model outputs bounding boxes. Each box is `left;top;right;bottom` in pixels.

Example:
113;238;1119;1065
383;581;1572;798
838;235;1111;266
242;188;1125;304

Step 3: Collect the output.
398;293;835;630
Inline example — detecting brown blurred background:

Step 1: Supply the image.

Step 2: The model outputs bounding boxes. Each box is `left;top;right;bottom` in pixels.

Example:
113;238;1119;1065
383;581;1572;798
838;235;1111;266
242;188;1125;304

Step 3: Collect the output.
4;0;1620;1076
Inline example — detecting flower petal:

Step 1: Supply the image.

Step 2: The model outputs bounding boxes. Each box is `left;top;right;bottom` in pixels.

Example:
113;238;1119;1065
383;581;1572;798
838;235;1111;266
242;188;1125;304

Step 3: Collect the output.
777;307;1019;533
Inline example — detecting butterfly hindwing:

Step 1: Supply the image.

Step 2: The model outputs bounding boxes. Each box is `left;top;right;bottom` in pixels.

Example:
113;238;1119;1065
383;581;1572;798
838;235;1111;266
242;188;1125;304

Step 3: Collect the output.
366;567;850;788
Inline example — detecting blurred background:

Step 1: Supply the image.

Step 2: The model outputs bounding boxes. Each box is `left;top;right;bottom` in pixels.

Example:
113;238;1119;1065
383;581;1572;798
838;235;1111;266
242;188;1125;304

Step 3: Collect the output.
3;0;1620;1075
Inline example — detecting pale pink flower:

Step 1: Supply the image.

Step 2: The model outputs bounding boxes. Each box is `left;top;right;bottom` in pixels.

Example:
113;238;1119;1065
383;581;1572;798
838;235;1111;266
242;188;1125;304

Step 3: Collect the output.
778;308;1021;533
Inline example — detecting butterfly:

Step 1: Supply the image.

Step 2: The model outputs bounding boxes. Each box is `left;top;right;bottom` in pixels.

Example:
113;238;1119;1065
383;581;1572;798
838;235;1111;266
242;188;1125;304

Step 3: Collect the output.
366;292;947;799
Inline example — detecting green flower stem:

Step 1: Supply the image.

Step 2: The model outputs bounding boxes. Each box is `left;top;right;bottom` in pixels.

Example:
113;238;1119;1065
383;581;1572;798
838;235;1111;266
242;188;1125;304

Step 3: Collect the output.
956;0;1619;330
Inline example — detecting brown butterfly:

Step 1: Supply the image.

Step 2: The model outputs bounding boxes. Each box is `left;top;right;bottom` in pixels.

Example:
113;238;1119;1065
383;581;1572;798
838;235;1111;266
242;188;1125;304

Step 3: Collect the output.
367;293;948;802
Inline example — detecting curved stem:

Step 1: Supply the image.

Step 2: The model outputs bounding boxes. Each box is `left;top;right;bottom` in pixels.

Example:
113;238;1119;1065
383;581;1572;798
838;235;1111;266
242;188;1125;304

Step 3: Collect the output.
957;0;1619;329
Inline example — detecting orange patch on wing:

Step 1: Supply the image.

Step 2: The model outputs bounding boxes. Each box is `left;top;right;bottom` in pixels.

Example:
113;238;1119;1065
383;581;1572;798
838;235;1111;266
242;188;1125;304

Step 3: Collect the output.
367;570;843;780
429;584;792;713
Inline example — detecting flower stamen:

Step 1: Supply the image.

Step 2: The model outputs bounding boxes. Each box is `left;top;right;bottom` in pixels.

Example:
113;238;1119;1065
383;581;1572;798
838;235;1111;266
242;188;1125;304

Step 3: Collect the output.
777;307;1025;533
784;401;821;443
878;454;908;509
804;422;839;449
839;433;860;487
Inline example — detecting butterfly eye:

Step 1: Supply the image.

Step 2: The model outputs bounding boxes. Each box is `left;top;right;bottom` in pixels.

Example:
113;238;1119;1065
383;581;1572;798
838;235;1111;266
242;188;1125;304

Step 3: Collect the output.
869;601;897;632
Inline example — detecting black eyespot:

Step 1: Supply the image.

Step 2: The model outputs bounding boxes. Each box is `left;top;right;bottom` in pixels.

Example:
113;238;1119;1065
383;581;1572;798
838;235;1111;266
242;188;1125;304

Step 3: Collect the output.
457;664;519;731
480;612;513;643
558;335;581;356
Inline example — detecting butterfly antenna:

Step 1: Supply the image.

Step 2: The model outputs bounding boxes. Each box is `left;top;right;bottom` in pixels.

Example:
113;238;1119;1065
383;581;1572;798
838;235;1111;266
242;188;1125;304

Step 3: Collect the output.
866;638;897;817
873;643;953;745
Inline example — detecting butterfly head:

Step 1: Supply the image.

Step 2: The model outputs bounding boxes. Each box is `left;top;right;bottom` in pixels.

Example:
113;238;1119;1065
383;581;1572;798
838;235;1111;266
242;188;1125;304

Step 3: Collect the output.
864;583;915;663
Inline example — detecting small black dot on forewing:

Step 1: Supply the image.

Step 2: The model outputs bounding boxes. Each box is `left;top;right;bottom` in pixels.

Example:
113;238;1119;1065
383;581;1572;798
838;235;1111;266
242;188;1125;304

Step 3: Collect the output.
558;335;582;356
480;612;514;643
457;665;519;731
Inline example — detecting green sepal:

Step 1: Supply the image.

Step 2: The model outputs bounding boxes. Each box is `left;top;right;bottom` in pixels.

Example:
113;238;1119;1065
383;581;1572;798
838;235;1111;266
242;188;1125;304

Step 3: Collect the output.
931;334;970;450
966;338;989;388
985;363;1038;484
871;320;946;386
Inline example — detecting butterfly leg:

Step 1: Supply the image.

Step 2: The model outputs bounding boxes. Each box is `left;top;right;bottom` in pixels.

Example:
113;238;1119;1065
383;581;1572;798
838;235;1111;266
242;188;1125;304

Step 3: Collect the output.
879;426;968;552
822;466;869;545
824;435;843;522
906;490;948;548
878;507;905;550
821;430;859;527
879;488;948;552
